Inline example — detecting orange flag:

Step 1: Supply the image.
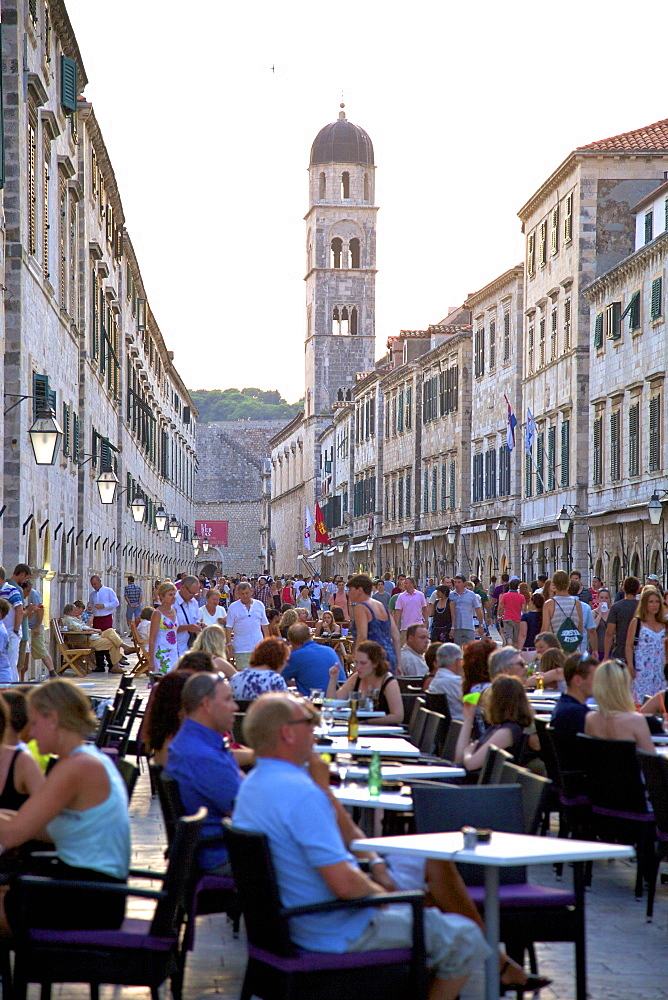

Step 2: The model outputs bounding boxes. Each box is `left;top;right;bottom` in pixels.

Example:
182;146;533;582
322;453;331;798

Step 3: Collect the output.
314;502;331;544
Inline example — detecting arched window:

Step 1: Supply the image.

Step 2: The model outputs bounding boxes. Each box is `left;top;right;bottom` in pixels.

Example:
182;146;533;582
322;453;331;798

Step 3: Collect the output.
350;306;358;335
350;238;360;268
341;172;350;199
337;389;344;401
346;388;352;401
631;552;640;578
364;174;369;201
319;172;326;199
340;307;350;336
332;307;340;335
330;237;342;269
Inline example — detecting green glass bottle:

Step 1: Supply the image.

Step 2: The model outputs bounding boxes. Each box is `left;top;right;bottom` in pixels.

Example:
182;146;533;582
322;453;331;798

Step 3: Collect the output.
347;699;359;743
368;751;382;798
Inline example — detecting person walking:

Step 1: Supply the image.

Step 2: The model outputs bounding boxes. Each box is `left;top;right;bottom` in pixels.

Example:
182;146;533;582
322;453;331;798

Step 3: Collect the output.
393;577;428;644
225;582;270;671
123;576;143;633
603;576;641;663
448;575;484;646
541;570;583;652
87;574;120;673
498;580;526;648
148;581;179;675
174;576;203;658
625;587;668;703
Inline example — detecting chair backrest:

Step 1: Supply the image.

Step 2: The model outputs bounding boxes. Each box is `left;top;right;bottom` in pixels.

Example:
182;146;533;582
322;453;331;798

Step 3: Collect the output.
418;709;444;755
406;696;426;740
576;733;649;817
94;705;115;748
477;745;513;785
232;712;245;744
51;618;64;648
409;704;428;747
638;751;668;834
498;761;552;834
112;685;136;726
157;771;186;846
119;673;134;690
235;699;252;714
534;719;563;787
396;676;424;693
151;807;207;937
115;757;140;802
411;781;524;885
223;820;295;957
439;718;463;763
425;692;451;727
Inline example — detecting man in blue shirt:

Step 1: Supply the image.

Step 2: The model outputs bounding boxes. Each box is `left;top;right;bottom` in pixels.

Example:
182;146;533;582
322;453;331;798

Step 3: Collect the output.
282;623;345;695
165;672;243;872
551;653;597;740
232;692;487;997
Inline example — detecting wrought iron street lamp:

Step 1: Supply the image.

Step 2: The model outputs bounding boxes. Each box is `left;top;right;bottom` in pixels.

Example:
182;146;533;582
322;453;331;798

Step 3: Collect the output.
155;507;168;532
29;407;63;466
192;532;200;552
96;469;119;505
130;494;147;523
168;516;179;539
648;493;664;526
557;506;573;535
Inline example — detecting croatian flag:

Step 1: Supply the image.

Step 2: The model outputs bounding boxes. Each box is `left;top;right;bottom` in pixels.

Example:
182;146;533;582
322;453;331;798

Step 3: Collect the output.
525;408;536;454
504;395;518;452
304;505;314;551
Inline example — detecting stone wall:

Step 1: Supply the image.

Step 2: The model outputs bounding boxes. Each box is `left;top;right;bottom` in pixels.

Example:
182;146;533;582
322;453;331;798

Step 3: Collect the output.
194;500;264;577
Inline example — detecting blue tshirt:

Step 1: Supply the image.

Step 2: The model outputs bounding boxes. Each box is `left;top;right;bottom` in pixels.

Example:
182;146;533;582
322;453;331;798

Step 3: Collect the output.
165;717;243;870
282;641;345;696
232;758;372;951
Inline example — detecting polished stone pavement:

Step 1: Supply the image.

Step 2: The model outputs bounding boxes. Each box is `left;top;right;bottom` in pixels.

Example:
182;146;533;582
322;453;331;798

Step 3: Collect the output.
33;671;668;998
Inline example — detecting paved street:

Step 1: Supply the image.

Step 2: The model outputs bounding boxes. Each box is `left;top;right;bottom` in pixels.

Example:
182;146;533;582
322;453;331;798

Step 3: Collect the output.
33;672;668;999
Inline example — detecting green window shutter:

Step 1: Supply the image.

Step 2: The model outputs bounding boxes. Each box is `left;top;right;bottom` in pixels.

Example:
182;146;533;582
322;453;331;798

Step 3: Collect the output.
449;461;455;509
536;433;544;494
645;212;654;245
593;417;602;485
441;464;447;511
665;198;668;232
594;313;603;348
398;477;403;519
561;419;570;488
398;389;404;432
439;371;445;415
72;412;80;462
629;403;639;477
405;474;411;517
547;426;556;491
431;467;437;512
62;402;70;457
489;449;496;499
423;470;429;513
610;411;620;482
61;56;77;112
649;395;661;472
32;372;49;417
651;277;663;320
525;447;533;498
621;291;640;330
405;385;412;428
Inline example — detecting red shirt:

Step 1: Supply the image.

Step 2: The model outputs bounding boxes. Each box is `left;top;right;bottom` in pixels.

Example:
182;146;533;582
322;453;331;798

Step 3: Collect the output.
499;591;526;622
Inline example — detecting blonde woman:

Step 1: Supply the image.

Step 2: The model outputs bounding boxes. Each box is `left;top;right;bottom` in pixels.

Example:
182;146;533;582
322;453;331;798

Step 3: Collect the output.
625;587;668;702
314;610;341;637
584;659;655;752
149;581;179;675
279;608;298;638
191;625;236;680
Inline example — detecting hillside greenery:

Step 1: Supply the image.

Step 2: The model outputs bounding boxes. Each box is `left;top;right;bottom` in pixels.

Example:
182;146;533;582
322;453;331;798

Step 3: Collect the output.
189;387;303;422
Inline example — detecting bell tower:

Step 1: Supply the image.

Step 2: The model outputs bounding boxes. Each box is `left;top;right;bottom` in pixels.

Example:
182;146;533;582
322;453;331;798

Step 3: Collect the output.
304;105;377;418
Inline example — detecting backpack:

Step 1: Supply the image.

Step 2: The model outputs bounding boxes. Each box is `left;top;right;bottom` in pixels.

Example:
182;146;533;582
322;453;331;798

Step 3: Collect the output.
554;598;582;652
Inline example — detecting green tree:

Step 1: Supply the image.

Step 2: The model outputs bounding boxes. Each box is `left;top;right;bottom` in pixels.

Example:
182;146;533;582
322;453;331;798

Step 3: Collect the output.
189;387;303;422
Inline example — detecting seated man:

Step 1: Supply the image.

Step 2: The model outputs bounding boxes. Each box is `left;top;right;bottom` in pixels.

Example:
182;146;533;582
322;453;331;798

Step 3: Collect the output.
427;643;464;720
165;672;243;873
550;652;598;769
398;623;430;677
61;603;134;674
282;623;345;696
232;692;488;1000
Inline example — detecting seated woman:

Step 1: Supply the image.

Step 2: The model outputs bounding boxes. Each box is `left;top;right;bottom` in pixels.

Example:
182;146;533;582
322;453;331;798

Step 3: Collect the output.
61;602;134;674
0;679;131;930
229;638;289;701
455;674;539;772
584;659;656;753
0;692;44;808
278;608;298;639
191;625;236;679
421;642;443;692
295;586;313;613
314;610;341;637
640;663;668;717
295;607;310;624
533;646;566;691
326;640;404;726
266;608;282;637
135;607;154;644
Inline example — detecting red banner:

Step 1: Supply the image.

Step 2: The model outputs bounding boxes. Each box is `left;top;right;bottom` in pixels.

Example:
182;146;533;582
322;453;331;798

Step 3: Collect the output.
195;520;229;547
314;502;331;544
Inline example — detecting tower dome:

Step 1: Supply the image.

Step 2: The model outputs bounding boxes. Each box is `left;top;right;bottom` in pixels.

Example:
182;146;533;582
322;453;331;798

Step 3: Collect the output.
310;105;374;166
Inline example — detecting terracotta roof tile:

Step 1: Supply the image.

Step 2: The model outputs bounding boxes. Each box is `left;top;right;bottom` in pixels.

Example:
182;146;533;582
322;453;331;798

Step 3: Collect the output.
577;118;668;152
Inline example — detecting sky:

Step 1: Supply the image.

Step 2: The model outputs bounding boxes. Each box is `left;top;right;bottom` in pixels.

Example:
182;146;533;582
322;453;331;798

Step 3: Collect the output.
65;0;668;404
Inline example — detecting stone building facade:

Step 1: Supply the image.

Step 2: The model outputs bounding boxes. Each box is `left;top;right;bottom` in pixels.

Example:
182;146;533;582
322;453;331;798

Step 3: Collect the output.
194;420;284;576
0;0;196;637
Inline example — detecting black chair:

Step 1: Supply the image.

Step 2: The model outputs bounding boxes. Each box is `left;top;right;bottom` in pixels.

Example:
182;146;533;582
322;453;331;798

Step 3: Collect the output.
406;697;426;745
637;751;668;920
417;709;445;755
439;718;463;764
224;820;428;1000
12;808;207;1000
115;758;140;804
411;781;587;1000
576;733;655;900
396;677;424;694
535;722;590;847
155;770;241;970
477;745;512;785
424;692;451;724
498;761;552;835
401;693;423;728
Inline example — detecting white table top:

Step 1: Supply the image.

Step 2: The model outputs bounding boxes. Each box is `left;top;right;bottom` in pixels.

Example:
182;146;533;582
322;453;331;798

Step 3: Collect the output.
527;691;560;700
332;709;386;719
651;734;668;745
317;736;420;757
351;831;635;866
332;785;413;811
655;745;668;758
345;763;466;781
329;725;405;738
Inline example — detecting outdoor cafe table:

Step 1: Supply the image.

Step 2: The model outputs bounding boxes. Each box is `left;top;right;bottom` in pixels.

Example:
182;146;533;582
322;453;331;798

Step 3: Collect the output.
351;830;633;1000
329;725;405;738
345;763;465;781
316;736;420;757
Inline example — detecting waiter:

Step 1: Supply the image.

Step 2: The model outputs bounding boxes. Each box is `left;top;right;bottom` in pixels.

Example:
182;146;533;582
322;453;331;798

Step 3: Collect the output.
88;575;120;671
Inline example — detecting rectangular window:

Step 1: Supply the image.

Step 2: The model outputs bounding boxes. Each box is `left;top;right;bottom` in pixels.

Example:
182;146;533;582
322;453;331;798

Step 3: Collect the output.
72;411;80;462
629;402;639;477
606;302;621;340
488;449;497;499
665;197;668;233
449;461;455;510
594;312;603;349
475;454;484;503
649;394;661;472
564;193;573;243
439;371;446;416
405;385;412;429
391;480;396;520
621;290;640;332
62;402;70;457
527;233;535;277
651;277;663;321
527;323;534;374
42;143;50;278
392;396;397;436
91;270;99;359
370;397;375;436
645;211;654;245
535;432;544;494
474;327;485;378
489;320;496;370
498;445;508;497
563;298;571;351
593;416;602;485
525;445;533;498
440;464;447;511
503;312;510;363
431;467;437;512
398;477;404;519
28;123;37;256
405;473;411;517
539;316;545;367
547;426;556;491
550;307;557;360
398;389;404;432
561;419;570;488
551;206;559;255
538;220;547;267
423;469;429;514
610;410;621;482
